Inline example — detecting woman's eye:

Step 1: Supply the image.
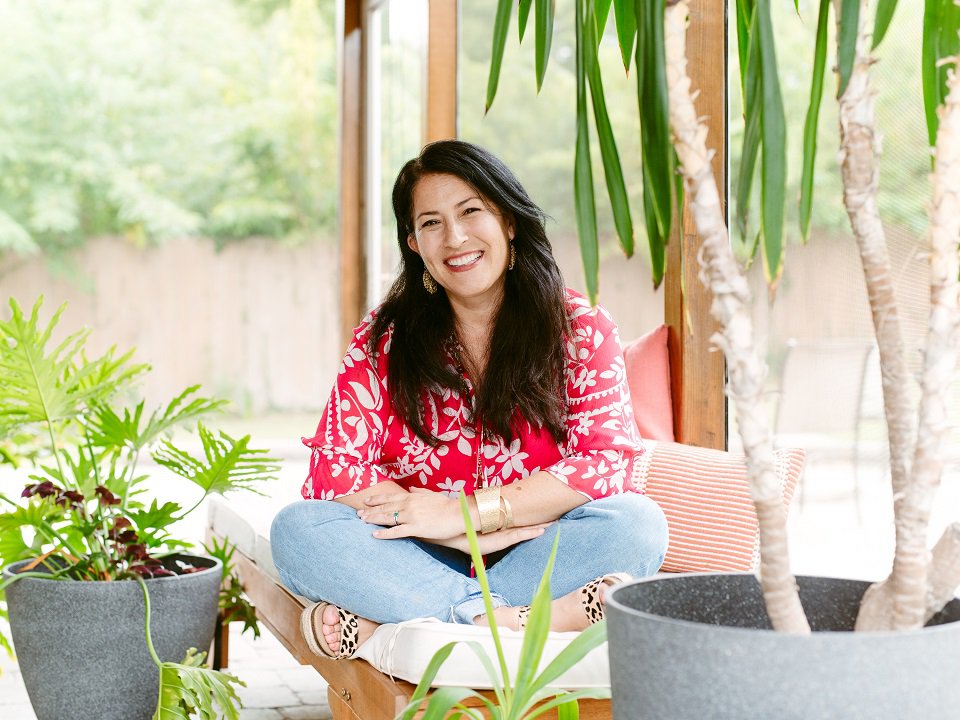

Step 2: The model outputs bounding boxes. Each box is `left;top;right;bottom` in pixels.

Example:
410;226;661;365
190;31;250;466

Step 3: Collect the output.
463;206;482;215
420;219;439;229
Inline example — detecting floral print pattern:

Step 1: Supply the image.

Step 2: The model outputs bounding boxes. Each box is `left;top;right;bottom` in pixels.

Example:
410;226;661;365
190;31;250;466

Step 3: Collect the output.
302;289;645;501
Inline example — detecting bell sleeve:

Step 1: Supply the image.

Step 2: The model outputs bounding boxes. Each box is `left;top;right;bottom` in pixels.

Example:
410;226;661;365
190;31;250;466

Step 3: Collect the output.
301;316;393;500
545;302;645;499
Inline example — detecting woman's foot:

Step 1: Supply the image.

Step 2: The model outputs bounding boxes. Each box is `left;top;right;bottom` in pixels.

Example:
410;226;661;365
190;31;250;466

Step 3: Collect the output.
475;573;632;632
301;602;379;659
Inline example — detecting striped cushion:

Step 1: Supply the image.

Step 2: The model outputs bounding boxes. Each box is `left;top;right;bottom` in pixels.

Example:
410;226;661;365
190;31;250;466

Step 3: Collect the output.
636;441;804;573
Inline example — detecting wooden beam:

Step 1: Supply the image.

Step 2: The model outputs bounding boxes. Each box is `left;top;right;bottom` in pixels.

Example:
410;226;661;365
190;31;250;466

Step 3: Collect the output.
663;0;727;450
339;0;367;352
425;0;459;143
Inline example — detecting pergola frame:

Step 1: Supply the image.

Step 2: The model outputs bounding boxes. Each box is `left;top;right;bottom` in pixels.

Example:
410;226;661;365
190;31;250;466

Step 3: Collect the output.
336;0;725;450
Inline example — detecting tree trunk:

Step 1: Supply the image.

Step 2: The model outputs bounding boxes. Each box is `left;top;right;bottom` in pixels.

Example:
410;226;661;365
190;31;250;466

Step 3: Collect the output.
834;0;921;631
859;59;960;630
664;1;809;634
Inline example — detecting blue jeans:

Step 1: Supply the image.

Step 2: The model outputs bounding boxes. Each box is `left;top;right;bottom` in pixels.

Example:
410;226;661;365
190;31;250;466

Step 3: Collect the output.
270;493;668;625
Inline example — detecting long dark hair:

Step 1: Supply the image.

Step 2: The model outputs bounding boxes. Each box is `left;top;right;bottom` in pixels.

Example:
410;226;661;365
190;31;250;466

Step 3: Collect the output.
368;140;570;445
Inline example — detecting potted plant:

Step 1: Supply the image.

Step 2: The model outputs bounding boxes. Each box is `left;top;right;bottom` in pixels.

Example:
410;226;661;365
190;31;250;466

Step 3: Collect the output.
483;0;960;717
0;297;280;720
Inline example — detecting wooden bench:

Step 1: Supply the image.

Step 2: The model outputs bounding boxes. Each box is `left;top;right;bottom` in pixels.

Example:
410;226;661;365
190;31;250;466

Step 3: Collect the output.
208;526;611;720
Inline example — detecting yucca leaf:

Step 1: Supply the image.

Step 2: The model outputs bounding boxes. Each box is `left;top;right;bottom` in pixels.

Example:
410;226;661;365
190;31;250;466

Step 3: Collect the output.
400;642;465;720
735;4;762;245
872;0;899;50
922;0;960;148
152;425;279;501
735;0;756;99
418;687;487;720
519;0;534;41
513;534;561;712
585;4;634;257
575;0;600;304
636;0;673;243
595;0;613;35
153;648;244;720
486;0;514;112
530;620;608;690
836;0;860;98
557;699;580;720
613;0;637;71
524;688;611;720
642;164;666;288
800;0;831;241
535;0;555;91
756;0;786;283
458;494;513;699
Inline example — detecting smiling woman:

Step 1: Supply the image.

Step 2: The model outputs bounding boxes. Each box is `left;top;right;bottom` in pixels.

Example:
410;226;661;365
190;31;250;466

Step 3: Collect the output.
269;140;669;661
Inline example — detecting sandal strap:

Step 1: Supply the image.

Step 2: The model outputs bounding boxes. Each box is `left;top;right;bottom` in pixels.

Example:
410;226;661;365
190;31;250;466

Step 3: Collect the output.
580;572;632;625
516;605;531;630
300;602;362;660
336;607;361;659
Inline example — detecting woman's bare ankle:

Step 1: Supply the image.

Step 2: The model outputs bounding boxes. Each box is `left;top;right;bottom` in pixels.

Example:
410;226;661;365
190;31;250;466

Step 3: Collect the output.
473;605;523;631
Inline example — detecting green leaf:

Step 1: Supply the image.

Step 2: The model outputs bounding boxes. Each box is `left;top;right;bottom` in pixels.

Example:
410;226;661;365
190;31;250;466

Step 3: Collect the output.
523;688;611;720
872;0;899;50
636;0;673;260
535;0;555;91
594;0;613;35
152;424;279;500
399;642;462;720
129;500;182;537
530;620;609;691
486;0;514;112
735;0;756;100
153;648;245;720
799;0;831;241
641;164;666;288
756;0;787;284
519;0;534;41
557;699;580;720
419;687;487;720
575;0;600;304
0;504;53;566
922;0;960;148
88;386;227;453
613;0;637;72
836;0;860;98
0;298;141;433
513;534;561;714
585;4;634;257
735;5;762;245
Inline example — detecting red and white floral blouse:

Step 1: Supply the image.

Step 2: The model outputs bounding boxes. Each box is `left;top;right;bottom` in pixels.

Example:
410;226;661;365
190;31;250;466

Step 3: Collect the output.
301;289;645;501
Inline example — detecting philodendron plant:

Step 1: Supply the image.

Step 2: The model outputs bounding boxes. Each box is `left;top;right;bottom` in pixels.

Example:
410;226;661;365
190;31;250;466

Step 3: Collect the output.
0;296;280;718
398;494;609;720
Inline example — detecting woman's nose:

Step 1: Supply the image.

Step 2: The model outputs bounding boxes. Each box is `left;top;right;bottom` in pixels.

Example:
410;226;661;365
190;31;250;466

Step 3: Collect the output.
445;220;468;246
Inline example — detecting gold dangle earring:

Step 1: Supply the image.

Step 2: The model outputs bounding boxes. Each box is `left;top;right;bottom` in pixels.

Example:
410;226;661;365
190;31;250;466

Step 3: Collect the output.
422;268;438;294
508;241;516;271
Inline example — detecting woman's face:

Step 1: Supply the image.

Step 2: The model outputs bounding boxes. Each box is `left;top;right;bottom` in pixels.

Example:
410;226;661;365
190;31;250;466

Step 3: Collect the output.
407;173;514;312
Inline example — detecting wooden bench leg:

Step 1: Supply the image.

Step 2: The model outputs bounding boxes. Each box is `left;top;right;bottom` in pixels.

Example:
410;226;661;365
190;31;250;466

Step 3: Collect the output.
211;611;230;670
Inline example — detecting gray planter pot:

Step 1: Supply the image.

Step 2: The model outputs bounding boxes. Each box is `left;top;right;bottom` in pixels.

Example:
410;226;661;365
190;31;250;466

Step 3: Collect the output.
607;573;960;720
3;554;222;720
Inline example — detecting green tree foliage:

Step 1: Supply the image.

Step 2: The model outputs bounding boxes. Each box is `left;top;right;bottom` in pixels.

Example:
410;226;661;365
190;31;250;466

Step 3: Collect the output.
0;0;337;255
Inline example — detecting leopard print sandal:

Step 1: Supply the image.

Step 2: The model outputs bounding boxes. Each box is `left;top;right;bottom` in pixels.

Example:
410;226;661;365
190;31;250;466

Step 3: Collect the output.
300;601;362;660
580;572;633;625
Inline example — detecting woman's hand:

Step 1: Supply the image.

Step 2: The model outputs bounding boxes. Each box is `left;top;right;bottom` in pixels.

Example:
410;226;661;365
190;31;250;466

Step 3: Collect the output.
426;524;550;554
359;487;467;540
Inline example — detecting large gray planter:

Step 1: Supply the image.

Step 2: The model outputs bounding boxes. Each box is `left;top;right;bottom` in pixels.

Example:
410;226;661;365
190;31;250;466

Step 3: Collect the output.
607;573;960;720
3;554;222;720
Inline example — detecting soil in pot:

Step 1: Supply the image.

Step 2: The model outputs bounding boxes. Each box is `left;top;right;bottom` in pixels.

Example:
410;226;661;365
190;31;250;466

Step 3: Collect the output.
3;554;222;720
606;573;960;720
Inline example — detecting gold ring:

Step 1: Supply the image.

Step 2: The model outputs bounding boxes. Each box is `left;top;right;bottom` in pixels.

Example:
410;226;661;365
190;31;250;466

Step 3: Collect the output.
393;511;400;526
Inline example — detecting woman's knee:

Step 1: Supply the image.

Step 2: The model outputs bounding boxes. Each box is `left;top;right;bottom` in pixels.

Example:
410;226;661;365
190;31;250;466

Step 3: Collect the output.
578;493;669;575
269;500;353;565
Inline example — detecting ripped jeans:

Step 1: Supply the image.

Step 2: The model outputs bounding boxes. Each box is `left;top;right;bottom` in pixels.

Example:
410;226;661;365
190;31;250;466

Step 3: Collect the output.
269;492;668;625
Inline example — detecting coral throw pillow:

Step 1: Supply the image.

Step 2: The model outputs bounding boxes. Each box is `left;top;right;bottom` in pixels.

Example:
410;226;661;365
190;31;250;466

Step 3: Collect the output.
622;325;674;441
636;441;805;573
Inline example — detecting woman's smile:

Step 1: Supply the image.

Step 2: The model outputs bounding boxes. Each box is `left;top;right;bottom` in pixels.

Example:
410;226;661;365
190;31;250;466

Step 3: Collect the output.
445;250;484;270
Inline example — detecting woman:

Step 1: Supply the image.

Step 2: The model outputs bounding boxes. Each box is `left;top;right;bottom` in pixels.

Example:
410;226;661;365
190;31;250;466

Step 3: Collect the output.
270;140;668;660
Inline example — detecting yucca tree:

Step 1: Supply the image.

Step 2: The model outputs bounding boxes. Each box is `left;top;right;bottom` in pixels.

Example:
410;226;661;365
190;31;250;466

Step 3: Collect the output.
485;0;960;633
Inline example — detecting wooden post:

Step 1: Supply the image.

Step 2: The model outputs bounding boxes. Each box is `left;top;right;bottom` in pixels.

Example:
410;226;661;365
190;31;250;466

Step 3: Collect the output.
339;0;367;352
425;0;459;143
663;0;727;450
